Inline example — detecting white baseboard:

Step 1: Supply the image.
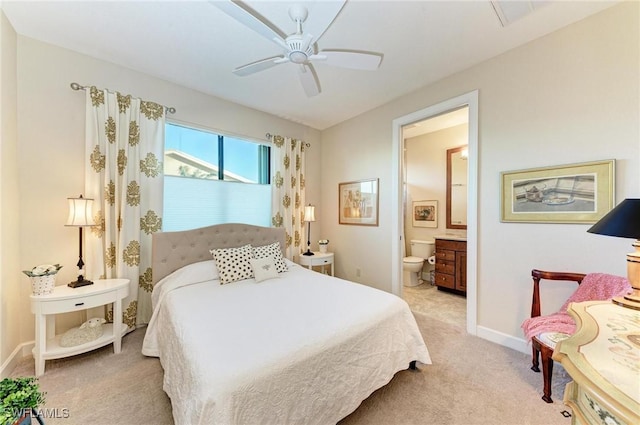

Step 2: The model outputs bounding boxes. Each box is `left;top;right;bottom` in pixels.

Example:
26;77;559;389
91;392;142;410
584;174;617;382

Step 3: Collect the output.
0;341;34;379
476;325;530;355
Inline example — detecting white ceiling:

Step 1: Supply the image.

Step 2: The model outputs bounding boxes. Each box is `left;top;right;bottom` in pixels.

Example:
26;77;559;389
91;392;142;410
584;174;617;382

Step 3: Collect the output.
403;106;469;139
1;0;618;130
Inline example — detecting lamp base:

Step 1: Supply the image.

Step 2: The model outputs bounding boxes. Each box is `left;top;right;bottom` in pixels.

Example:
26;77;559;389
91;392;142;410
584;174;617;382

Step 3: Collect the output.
612;287;640;311
302;250;314;256
68;276;94;288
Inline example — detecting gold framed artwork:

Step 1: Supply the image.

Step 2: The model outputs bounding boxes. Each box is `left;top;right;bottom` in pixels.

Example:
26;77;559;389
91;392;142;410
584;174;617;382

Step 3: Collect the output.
500;159;615;223
412;200;438;228
339;178;379;226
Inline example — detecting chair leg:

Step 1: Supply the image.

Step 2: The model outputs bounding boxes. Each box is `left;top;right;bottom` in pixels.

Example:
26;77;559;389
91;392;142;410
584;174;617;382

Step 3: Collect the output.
540;345;554;403
531;345;540;373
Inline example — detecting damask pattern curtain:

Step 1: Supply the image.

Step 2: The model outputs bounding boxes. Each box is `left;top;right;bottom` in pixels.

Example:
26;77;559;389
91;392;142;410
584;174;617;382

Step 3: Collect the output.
270;134;307;259
84;87;164;328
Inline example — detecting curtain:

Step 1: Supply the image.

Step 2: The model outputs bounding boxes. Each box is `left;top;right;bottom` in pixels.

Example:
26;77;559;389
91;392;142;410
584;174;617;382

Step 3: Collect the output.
84;87;164;328
269;134;307;259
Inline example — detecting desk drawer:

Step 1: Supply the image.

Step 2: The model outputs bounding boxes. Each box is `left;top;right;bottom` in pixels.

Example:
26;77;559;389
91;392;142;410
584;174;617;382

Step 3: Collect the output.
567;381;630;425
39;291;116;315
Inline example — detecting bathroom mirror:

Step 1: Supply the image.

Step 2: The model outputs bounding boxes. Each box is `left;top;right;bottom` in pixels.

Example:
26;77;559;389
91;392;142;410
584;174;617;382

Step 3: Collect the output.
446;145;468;229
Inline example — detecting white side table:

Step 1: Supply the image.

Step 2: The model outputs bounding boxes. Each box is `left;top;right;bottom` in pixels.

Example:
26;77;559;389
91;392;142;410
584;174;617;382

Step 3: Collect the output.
297;252;334;276
30;278;130;376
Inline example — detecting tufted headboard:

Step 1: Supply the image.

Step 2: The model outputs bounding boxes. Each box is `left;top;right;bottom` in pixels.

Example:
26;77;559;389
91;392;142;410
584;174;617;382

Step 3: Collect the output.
151;223;286;286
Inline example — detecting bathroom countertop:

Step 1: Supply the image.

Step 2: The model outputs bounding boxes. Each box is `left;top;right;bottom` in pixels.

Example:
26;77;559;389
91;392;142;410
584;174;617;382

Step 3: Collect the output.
434;234;467;242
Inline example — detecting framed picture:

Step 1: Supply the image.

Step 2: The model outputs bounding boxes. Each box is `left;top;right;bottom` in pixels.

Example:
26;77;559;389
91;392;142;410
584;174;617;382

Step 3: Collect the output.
500;159;615;223
339;178;379;226
412;200;438;228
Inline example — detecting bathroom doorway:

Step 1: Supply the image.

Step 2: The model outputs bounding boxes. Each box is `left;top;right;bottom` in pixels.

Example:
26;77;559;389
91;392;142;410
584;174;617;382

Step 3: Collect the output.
402;107;469;327
391;91;478;335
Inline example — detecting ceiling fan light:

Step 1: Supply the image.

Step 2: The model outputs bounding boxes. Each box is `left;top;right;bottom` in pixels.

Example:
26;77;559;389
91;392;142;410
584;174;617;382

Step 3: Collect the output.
289;51;308;64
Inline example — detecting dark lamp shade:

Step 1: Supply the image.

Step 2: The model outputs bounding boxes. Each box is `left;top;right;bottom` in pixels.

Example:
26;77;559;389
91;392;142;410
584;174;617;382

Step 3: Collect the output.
587;198;640;239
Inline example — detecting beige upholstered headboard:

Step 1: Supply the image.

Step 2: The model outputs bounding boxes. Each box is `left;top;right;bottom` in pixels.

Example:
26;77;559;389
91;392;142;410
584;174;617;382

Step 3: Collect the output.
151;223;286;285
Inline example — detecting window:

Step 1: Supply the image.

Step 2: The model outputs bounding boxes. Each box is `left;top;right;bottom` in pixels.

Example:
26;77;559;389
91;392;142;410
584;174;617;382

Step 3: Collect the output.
163;123;271;231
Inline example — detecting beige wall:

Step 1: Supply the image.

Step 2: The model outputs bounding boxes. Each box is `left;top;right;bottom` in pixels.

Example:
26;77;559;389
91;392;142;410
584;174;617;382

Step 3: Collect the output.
0;9;22;376
404;123;468;249
321;3;639;349
3;35;321;372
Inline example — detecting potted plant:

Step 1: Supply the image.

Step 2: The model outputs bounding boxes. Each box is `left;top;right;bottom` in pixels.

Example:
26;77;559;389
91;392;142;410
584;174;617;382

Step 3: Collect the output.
318;239;329;253
22;264;62;296
0;377;46;425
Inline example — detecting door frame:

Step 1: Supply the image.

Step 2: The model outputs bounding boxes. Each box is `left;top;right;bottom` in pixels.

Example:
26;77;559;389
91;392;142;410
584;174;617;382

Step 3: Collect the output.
391;90;479;335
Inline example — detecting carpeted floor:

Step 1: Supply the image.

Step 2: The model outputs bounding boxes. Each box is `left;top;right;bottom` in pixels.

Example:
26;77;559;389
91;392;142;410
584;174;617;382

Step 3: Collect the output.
11;283;572;425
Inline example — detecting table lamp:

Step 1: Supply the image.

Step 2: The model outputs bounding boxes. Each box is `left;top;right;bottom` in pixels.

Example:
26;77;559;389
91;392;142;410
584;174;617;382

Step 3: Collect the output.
587;198;640;310
65;195;96;288
302;204;316;256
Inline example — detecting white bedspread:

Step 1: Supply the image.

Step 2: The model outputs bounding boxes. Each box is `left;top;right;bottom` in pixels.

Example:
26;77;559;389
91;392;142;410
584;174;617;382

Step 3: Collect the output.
143;260;430;425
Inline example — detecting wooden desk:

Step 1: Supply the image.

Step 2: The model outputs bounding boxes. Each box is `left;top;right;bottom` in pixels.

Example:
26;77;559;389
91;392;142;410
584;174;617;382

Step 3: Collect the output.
553;301;640;425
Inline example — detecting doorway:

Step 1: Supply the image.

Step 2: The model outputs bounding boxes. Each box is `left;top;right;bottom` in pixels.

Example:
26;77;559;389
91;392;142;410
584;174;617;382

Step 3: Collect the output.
402;108;468;326
391;91;478;335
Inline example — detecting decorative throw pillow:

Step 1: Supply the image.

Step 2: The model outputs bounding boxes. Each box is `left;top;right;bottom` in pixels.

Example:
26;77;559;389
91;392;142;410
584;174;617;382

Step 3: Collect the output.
249;257;279;283
210;244;253;284
252;242;288;273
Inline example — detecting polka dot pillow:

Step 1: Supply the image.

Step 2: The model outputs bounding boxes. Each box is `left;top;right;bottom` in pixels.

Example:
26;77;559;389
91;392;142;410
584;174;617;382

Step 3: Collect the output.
252;242;288;273
210;244;254;284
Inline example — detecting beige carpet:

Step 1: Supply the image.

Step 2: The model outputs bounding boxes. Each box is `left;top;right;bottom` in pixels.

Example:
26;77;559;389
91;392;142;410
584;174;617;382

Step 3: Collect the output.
11;284;572;425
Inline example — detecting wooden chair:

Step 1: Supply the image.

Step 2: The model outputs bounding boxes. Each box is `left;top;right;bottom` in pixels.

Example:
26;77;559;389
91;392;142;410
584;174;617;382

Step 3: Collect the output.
528;269;585;403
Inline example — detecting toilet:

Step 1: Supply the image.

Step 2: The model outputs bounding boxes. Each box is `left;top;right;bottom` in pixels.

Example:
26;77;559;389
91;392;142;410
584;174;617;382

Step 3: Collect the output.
403;239;435;286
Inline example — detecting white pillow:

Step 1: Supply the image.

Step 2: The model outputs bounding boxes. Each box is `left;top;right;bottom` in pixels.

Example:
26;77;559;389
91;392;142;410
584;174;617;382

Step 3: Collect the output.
210;244;254;284
159;260;219;285
252;242;288;273
250;256;280;283
151;260;219;308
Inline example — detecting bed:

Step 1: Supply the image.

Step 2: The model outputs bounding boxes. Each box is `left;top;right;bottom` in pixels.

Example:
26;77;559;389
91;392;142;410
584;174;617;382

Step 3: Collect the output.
142;223;430;425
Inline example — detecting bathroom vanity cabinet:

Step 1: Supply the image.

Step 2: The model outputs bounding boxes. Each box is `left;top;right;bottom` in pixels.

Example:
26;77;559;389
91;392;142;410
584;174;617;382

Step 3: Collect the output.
434;238;467;295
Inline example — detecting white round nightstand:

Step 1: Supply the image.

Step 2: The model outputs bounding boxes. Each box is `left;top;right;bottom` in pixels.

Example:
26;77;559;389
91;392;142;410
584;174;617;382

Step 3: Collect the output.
29;278;130;376
297;252;334;276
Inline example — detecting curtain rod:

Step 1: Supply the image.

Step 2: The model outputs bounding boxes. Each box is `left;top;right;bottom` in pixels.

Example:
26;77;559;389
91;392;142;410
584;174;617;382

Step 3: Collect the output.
70;82;176;114
265;133;310;147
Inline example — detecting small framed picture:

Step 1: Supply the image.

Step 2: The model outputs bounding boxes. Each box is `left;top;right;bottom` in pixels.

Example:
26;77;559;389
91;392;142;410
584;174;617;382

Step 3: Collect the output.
412;200;438;228
338;178;379;226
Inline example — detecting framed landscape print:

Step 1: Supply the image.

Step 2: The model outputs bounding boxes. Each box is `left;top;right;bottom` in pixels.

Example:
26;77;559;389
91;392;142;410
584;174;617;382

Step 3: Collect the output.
500;159;614;223
412;200;438;228
339;178;379;226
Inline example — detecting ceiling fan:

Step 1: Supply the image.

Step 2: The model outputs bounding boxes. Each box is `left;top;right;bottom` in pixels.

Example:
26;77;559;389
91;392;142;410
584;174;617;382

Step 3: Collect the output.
212;0;383;97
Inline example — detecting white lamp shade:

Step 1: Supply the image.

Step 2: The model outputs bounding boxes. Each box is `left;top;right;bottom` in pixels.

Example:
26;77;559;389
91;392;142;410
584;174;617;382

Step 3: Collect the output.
66;196;96;226
304;205;316;222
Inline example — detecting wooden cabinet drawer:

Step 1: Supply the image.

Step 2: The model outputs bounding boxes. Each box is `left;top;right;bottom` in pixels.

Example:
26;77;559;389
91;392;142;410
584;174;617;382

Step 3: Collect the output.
38;291;116;315
434;238;467;295
436;240;466;251
434;272;455;289
435;262;454;275
435;250;455;261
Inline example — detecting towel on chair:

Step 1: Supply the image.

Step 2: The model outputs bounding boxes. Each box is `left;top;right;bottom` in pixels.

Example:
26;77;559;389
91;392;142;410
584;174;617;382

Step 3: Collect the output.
521;273;631;341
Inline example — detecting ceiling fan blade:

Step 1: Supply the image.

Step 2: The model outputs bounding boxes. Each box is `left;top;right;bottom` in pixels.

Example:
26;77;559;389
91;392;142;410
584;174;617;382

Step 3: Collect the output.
298;64;320;97
211;0;286;47
303;0;346;44
314;49;383;70
233;56;285;76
